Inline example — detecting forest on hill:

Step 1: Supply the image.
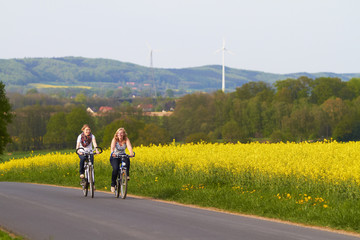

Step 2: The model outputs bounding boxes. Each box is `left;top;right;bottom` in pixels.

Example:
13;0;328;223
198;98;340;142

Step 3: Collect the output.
1;57;360;97
3;75;360;154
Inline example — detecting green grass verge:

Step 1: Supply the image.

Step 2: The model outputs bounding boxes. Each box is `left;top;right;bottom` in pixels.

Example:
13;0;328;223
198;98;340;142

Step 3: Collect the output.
1;149;73;163
0;229;22;240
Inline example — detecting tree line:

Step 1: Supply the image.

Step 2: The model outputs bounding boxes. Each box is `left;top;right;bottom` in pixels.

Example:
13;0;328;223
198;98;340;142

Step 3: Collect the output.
5;98;172;152
3;76;360;153
167;76;360;143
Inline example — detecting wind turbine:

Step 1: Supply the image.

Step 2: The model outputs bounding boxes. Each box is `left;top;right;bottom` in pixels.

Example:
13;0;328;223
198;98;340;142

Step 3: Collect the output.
146;43;159;98
215;38;234;92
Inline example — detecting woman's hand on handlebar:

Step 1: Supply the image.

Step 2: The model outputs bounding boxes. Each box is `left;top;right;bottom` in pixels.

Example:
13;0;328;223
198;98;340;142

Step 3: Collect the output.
95;146;103;155
76;147;84;155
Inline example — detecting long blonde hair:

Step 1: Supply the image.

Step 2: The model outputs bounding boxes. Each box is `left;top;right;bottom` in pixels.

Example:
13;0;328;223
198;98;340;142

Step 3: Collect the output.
114;128;128;142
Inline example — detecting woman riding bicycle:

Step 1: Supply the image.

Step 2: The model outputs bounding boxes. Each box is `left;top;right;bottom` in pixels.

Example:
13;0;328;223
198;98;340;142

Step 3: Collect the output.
76;124;99;179
110;127;134;193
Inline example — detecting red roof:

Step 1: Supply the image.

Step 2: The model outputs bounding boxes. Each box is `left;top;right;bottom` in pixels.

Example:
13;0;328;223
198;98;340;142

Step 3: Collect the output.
99;106;113;112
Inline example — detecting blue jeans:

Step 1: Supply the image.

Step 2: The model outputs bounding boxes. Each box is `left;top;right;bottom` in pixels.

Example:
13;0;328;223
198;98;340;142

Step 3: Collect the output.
110;156;130;187
78;154;94;174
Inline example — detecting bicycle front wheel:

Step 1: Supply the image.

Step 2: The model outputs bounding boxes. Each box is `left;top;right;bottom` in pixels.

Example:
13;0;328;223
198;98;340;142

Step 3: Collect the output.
116;171;120;198
83;179;88;197
89;166;94;198
120;170;128;199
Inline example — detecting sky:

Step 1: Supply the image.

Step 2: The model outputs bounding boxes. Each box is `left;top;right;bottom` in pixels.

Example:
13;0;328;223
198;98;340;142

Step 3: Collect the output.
1;0;360;74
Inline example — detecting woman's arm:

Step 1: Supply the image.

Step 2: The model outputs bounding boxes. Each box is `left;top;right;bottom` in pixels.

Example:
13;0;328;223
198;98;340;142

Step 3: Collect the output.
92;135;99;153
76;135;82;155
110;138;116;153
126;138;134;157
92;135;98;148
76;135;81;150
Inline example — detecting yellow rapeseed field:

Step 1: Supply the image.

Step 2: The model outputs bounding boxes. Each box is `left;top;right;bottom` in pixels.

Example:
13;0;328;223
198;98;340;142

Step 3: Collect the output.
1;141;360;185
134;141;360;184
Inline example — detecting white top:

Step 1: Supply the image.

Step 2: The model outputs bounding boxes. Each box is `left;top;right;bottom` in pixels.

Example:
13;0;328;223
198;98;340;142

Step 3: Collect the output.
77;134;95;153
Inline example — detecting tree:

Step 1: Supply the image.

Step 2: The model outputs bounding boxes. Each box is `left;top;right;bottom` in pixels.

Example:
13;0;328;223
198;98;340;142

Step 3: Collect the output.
66;106;95;147
185;132;210;143
102;117;145;147
332;97;360;141
213;90;232;130
332;115;360;142
74;93;87;104
168;92;215;141
347;78;360;98
235;81;273;101
137;123;171;146
165;89;174;98
281;103;316;141
309;77;345;104
0;82;13;155
43;112;68;149
274;77;312;103
26;88;39;95
6;105;52;151
222;120;249;143
320;97;348;137
246;96;264;137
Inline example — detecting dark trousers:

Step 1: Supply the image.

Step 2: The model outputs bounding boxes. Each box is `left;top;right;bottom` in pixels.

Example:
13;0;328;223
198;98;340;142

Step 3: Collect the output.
78;154;94;174
110;156;130;187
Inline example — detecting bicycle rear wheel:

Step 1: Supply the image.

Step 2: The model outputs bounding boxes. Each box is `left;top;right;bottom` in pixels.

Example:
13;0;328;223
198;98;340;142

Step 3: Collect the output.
83;179;88;197
120;170;128;199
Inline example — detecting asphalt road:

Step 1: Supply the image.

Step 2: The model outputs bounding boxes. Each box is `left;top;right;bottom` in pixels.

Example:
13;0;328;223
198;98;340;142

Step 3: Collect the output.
0;182;359;240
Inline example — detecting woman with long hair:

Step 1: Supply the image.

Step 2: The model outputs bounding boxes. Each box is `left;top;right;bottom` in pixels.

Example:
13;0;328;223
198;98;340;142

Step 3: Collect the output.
76;124;99;179
109;128;134;193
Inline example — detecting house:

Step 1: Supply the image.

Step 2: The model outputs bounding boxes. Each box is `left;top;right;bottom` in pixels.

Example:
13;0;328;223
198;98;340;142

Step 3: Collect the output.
98;106;113;113
86;107;96;116
137;104;153;112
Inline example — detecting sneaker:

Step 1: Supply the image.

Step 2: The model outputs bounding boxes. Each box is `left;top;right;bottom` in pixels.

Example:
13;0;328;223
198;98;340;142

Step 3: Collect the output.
111;186;115;193
127;176;130;181
80;174;85;179
80;179;86;189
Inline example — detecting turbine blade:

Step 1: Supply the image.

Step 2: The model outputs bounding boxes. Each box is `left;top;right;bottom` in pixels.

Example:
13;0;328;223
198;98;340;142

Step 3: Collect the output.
227;49;235;55
214;48;222;54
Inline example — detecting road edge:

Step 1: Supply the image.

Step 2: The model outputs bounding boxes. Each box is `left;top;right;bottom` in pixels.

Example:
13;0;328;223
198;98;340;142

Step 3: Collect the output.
7;182;360;239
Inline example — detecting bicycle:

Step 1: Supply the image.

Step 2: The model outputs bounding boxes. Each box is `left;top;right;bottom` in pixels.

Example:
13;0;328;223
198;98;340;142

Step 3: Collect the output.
113;152;135;199
76;146;102;198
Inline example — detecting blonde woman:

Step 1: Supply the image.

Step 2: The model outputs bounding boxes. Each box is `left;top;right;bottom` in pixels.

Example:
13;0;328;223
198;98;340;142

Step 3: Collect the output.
76;124;99;179
110;128;134;192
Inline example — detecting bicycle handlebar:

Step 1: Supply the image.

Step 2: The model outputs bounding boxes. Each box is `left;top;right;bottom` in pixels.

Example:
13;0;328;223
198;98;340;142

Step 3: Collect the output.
76;146;103;155
112;152;135;158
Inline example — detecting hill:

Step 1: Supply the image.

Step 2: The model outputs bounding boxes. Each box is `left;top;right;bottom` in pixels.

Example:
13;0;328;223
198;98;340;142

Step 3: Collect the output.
1;57;359;95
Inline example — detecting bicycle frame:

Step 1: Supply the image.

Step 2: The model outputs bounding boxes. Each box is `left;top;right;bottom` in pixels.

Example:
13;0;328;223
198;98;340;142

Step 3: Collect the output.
113;152;134;199
84;158;94;186
76;147;102;198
